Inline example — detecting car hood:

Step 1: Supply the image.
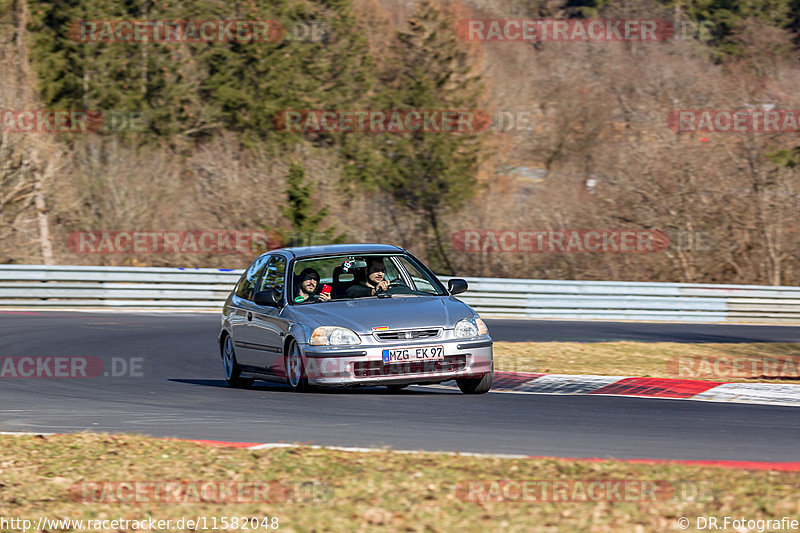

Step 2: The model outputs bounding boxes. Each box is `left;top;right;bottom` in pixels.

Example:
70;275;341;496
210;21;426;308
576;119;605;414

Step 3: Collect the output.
289;296;474;333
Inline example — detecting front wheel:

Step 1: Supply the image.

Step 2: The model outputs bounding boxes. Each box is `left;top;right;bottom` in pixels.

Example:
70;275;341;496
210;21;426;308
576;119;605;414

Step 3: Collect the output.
285;340;310;392
223;335;254;388
456;373;493;394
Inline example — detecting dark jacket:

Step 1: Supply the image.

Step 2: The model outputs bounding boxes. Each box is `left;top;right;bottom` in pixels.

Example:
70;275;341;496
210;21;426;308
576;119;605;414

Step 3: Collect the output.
345;281;381;298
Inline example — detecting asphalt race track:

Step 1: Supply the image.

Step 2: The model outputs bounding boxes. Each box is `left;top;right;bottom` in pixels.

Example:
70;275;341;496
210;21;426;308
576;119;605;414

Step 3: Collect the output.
484;318;800;343
1;311;799;462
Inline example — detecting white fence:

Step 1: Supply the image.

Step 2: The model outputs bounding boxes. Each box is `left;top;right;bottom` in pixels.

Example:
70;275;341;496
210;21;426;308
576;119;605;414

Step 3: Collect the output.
1;265;800;323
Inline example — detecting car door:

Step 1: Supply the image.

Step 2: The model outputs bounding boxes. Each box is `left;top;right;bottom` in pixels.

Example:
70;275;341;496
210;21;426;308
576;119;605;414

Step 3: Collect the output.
230;254;271;369
246;254;289;374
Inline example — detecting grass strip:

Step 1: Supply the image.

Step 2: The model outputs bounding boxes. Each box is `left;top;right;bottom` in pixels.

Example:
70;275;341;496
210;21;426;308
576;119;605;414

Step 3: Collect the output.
493;342;800;384
0;433;798;532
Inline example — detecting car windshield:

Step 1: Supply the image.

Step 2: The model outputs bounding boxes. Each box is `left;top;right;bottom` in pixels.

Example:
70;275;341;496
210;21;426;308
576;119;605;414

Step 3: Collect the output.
289;253;446;304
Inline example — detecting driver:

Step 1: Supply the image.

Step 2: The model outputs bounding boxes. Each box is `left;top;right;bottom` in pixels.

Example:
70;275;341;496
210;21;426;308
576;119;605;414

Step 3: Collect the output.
294;268;331;303
346;257;390;298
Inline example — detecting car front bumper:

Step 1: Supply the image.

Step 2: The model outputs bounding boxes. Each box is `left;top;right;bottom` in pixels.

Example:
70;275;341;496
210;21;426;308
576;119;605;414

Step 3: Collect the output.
300;338;493;386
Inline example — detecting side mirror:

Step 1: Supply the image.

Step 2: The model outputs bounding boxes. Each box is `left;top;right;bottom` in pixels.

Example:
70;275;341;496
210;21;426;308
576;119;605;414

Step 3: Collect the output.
448;278;468;295
254;289;283;308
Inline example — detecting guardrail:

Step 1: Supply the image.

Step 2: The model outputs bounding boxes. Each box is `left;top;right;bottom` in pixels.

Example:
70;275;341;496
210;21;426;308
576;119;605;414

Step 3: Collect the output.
1;265;799;323
442;277;800;324
0;265;239;309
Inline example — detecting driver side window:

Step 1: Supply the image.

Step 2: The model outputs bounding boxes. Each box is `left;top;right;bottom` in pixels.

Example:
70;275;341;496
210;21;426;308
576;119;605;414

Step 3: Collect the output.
396;256;436;293
384;257;401;282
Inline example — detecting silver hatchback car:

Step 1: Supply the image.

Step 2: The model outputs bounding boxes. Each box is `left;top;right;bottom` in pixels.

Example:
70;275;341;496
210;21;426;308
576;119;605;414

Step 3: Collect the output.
219;244;493;393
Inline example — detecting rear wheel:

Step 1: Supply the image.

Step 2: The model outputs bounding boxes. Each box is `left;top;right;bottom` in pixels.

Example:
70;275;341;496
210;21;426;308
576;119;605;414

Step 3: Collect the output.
456;373;492;394
285;340;310;392
223;335;253;388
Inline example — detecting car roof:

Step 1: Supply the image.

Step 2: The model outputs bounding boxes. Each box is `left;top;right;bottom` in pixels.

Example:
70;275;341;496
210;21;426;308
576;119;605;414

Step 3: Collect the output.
270;243;405;259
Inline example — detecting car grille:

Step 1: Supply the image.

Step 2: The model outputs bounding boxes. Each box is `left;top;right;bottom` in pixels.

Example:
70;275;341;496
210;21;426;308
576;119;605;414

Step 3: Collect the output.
374;328;441;341
353;355;467;378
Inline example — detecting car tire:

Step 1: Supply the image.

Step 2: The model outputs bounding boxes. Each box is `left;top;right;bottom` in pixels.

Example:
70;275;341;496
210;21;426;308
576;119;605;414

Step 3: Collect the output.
386;384;409;392
223;335;254;389
456;372;493;394
285;340;310;392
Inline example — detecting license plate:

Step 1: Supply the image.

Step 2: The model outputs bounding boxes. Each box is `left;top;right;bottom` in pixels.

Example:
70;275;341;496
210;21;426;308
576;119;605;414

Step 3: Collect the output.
382;345;444;364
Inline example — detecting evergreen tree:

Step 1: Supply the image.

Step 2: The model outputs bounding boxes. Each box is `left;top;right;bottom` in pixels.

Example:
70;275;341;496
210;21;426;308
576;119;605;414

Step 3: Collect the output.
24;0;374;145
678;0;795;55
27;0;203;140
272;163;346;248
348;0;485;274
556;0;800;56
200;0;374;148
768;146;800;168
789;0;800;40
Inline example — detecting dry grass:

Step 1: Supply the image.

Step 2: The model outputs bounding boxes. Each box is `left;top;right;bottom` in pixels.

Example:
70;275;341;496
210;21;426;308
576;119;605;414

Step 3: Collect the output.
493;342;800;384
0;433;798;532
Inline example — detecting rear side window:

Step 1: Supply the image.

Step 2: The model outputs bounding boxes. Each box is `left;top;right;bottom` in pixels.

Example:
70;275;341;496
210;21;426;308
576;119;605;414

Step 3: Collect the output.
235;255;271;300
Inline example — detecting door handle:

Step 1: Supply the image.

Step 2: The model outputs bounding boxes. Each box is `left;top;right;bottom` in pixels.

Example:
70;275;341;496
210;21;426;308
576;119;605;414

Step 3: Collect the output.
247;312;253;322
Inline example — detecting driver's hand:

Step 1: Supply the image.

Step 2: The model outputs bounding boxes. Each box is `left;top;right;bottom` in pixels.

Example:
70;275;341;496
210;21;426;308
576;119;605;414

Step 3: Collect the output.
318;291;331;302
376;280;390;292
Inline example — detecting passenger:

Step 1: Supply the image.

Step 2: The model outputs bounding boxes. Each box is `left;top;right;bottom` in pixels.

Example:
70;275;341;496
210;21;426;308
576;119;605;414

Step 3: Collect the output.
294;268;330;303
346;257;390;298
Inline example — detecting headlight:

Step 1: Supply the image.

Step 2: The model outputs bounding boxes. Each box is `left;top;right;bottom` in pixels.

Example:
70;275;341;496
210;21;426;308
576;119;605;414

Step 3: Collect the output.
454;317;488;338
309;327;361;346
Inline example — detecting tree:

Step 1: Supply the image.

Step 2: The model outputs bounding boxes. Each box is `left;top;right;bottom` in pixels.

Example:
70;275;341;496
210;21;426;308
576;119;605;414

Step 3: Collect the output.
348;0;486;274
24;0;375;146
666;0;797;58
272;163;346;248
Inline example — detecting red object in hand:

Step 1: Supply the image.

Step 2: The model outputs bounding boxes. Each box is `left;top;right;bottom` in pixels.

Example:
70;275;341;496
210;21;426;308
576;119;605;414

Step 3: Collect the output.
321;284;332;295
